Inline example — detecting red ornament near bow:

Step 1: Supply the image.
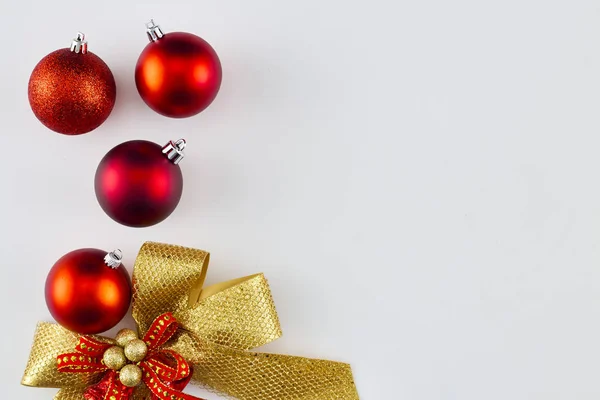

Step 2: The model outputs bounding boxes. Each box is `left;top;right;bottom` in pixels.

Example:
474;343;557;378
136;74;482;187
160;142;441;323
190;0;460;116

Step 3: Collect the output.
57;313;202;400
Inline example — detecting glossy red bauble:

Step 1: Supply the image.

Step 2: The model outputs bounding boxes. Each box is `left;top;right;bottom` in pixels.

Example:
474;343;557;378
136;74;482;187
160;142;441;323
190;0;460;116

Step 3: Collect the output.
29;34;116;135
45;249;131;334
95;140;184;227
135;30;222;118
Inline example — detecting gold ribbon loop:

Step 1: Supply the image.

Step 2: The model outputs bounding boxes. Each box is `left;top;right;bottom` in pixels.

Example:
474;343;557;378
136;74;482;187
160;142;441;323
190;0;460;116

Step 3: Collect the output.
132;242;210;334
175;273;282;350
22;323;108;389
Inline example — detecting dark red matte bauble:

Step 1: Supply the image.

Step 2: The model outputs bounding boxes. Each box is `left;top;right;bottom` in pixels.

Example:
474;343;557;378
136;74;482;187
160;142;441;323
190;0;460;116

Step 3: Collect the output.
45;249;131;334
135;32;222;118
95;140;184;227
29;48;116;135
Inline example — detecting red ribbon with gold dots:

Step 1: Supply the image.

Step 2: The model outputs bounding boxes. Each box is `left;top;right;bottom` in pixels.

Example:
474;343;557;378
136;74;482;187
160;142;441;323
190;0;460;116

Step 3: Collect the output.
56;336;112;373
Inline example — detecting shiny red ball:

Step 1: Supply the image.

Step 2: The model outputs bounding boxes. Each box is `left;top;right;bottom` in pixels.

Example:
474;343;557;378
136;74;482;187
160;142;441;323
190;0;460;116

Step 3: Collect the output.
29;49;116;135
95;140;184;227
135;32;222;118
45;249;131;334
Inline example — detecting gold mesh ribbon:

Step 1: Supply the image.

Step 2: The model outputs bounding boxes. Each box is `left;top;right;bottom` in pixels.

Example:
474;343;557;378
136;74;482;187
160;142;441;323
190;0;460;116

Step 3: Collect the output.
21;323;109;389
22;242;359;399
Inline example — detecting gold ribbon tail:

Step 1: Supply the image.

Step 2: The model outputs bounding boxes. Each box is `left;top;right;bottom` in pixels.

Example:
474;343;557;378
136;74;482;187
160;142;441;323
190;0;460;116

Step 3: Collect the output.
170;332;359;399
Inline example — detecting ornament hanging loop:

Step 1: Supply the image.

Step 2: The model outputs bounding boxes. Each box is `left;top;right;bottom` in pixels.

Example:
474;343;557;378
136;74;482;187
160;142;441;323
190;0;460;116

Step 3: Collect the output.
70;32;88;54
146;20;164;42
162;139;186;165
104;249;123;269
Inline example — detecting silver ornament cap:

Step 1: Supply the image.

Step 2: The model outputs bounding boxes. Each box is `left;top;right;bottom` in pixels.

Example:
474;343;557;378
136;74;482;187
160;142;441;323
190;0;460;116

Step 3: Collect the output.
146;19;164;42
70;32;88;54
162;139;186;165
104;249;123;269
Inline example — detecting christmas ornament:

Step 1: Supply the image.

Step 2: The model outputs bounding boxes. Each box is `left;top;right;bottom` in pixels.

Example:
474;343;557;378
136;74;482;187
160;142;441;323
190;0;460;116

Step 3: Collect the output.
115;328;138;347
95;139;186;228
135;20;222;118
28;32;116;135
23;242;359;400
102;346;126;371
118;364;143;388
44;248;131;334
123;339;147;362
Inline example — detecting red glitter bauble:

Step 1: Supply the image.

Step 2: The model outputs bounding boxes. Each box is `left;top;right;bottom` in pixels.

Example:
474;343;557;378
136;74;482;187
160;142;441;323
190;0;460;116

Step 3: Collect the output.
28;40;116;135
135;29;222;118
45;249;131;334
95;140;185;227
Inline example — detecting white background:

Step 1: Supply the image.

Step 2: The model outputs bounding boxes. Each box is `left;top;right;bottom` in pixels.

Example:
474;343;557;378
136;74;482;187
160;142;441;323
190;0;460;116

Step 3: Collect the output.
1;0;599;399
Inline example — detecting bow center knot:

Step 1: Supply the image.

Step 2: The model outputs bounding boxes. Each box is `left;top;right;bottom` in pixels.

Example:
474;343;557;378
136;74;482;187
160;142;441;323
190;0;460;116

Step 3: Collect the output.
102;329;148;387
56;313;200;400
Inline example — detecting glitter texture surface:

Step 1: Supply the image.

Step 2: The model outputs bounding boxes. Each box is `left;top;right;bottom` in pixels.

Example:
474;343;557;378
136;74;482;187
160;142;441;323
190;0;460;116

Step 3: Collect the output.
28;48;116;135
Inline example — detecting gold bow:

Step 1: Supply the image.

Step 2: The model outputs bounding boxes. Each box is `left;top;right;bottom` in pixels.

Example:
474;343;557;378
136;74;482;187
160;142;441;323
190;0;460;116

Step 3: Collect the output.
22;242;359;399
